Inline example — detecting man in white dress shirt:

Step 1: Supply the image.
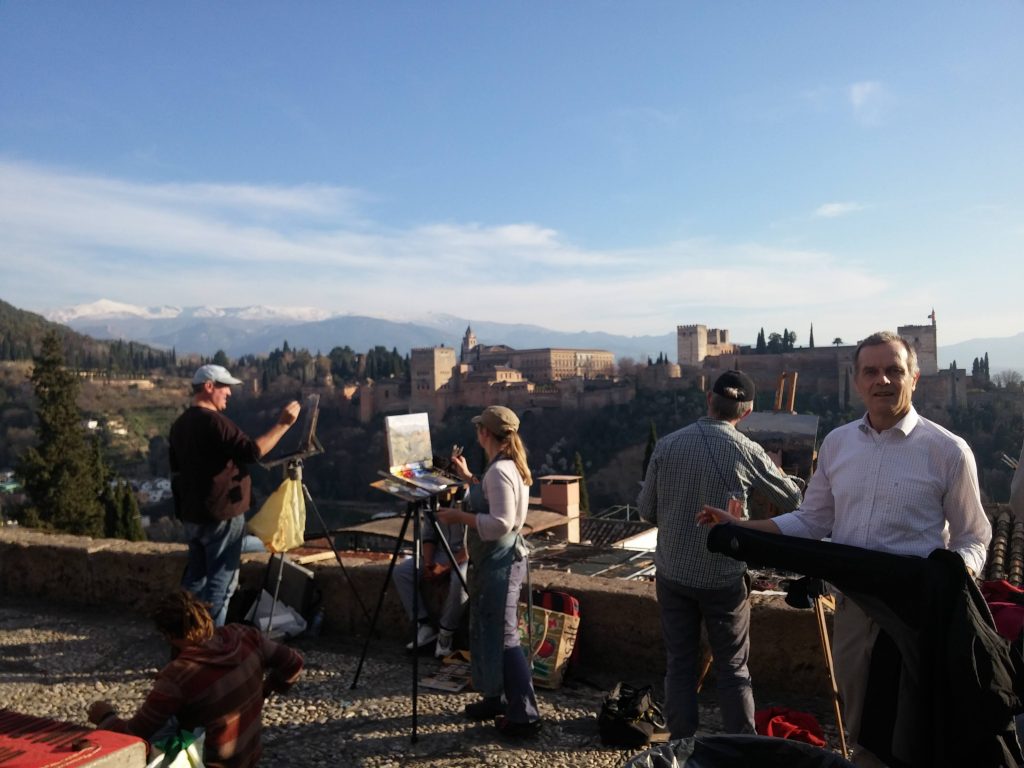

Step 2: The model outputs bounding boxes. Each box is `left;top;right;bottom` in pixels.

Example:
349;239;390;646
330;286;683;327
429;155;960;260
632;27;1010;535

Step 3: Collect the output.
700;330;991;766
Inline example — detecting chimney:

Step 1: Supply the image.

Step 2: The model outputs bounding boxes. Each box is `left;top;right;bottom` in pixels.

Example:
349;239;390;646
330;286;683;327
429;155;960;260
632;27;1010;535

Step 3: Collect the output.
538;475;580;544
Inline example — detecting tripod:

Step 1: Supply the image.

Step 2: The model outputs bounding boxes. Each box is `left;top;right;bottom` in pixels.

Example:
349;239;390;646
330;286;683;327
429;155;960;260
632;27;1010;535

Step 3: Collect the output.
350;490;468;743
259;459;373;637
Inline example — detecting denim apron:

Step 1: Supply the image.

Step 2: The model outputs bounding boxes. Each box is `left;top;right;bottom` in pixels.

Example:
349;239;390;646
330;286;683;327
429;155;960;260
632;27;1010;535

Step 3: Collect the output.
466;459;522;698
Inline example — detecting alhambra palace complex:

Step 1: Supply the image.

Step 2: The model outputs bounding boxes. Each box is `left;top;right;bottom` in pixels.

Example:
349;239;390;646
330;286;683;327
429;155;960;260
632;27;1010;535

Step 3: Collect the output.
354;316;964;424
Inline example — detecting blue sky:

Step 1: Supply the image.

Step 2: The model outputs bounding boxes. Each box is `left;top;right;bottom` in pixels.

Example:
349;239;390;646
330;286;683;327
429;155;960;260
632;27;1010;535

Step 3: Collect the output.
1;2;1022;347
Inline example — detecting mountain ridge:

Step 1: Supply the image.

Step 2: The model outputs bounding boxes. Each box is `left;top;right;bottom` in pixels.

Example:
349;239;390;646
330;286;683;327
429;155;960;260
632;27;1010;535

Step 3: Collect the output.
36;299;1024;371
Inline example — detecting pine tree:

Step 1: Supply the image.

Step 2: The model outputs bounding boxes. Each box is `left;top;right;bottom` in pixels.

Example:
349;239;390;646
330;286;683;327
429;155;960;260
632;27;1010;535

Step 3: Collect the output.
573;452;590;515
642;419;658;480
17;332;105;535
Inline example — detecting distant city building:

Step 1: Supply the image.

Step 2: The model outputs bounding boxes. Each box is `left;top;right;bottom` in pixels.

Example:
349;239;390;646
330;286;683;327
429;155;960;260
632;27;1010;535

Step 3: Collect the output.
460;326;615;383
677;324;737;366
410;346;456;396
674;312;960;415
356;327;624;422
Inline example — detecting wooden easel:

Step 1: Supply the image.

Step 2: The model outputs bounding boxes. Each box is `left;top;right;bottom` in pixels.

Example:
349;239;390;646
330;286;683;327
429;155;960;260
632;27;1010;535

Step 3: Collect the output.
813;593;848;758
694;594;849;758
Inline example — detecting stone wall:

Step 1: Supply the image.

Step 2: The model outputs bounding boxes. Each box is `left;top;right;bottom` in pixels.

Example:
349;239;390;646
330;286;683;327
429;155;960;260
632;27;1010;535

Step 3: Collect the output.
0;528;828;695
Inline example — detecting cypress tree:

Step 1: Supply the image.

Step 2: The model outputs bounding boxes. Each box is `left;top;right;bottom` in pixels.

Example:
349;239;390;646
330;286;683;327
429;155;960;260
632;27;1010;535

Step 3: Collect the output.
573;452;590;515
642;419;658;480
809;324;815;348
17;332;105;535
119;482;146;542
98;440;121;537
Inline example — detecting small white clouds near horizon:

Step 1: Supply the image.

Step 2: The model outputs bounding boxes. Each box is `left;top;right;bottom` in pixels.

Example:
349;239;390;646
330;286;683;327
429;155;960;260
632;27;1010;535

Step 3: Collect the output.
814;202;864;219
0;159;979;341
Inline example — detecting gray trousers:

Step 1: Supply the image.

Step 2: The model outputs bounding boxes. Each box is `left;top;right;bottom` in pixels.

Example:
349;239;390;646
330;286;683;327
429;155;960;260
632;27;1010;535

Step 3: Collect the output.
393;552;468;631
656;575;755;739
833;595;888;767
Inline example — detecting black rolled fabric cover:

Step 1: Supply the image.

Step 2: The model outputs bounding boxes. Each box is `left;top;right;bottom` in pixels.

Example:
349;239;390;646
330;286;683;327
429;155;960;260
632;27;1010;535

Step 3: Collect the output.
623;734;855;767
706;523;1024;768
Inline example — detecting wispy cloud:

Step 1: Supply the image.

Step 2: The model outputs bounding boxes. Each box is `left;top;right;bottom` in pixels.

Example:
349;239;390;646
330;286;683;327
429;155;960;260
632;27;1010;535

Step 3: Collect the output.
1;160;896;336
848;80;888;125
814;202;864;219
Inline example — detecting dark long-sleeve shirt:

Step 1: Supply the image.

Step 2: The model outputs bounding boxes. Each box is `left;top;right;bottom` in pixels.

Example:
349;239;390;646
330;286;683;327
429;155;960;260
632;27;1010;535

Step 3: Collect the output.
169;407;262;523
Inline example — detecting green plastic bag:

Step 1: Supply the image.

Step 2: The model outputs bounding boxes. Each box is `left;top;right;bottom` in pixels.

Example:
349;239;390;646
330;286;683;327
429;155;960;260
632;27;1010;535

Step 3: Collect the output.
248;477;306;553
147;728;205;768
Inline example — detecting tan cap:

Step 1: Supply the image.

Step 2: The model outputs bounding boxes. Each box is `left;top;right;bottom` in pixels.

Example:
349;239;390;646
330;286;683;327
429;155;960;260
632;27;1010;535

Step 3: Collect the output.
472;405;520;436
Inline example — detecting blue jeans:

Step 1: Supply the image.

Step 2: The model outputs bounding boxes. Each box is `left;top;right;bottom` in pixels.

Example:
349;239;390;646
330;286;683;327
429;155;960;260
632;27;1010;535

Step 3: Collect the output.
181;515;246;626
656;574;755;739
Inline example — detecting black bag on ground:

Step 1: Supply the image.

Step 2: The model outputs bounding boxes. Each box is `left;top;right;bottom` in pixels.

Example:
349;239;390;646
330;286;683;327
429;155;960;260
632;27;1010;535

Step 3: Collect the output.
598;682;666;748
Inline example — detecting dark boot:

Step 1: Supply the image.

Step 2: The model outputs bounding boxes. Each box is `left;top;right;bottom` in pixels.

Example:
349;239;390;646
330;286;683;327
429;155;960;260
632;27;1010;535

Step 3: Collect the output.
463;696;505;720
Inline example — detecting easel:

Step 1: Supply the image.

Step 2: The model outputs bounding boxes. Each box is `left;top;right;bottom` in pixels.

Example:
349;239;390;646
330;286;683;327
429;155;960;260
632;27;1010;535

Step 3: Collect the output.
350;488;468;743
813;593;848;758
258;460;374;638
695;592;848;758
256;393;371;635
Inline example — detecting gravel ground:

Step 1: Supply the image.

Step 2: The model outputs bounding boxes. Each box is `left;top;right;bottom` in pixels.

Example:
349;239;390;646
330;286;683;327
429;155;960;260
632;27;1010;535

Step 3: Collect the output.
0;597;844;766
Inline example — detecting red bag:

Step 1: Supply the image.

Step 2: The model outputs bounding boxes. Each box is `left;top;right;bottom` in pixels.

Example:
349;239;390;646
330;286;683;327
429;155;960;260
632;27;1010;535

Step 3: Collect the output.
981;579;1024;643
755;706;827;747
531;589;581;667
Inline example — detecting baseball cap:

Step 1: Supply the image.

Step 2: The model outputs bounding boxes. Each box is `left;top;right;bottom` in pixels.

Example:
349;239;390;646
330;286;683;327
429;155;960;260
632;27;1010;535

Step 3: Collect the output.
192;364;242;387
472;405;520;436
712;370;756;402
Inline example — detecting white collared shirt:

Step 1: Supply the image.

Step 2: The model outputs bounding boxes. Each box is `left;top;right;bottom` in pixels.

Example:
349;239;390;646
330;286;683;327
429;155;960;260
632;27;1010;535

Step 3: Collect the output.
773;407;991;575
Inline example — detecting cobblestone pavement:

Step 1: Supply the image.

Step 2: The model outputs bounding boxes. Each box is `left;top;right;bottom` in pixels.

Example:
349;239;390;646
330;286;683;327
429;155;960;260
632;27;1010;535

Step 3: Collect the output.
1;598;843;767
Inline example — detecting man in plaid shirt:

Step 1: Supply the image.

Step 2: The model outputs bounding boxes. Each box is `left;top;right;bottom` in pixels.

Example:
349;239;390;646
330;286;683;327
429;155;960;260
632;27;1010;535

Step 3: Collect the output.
88;591;304;767
638;370;803;739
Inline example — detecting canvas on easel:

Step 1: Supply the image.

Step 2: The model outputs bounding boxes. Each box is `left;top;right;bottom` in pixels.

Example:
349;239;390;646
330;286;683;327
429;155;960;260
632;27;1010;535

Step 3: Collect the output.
378;412;456;497
260;393;323;469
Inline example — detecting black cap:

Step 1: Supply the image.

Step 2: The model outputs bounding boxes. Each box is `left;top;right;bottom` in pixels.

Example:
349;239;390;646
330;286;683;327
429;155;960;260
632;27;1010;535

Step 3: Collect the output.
712;370;756;402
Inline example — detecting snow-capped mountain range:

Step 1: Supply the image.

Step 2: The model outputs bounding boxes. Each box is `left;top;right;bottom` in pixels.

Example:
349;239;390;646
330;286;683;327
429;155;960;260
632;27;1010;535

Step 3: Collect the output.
42;299;1024;372
43;299;679;362
47;299;333;325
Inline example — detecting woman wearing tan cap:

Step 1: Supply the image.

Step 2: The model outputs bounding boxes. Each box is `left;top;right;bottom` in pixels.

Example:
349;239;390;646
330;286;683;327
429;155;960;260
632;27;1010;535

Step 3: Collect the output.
437;405;541;738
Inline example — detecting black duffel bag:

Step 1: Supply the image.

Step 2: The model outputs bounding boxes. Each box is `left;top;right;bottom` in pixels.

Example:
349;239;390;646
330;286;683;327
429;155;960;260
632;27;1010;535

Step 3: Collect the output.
598;682;667;748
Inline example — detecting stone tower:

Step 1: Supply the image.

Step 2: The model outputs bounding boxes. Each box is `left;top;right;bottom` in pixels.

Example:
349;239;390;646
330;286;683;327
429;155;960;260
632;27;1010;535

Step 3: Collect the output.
461;325;478;363
898;310;938;376
677;325;733;366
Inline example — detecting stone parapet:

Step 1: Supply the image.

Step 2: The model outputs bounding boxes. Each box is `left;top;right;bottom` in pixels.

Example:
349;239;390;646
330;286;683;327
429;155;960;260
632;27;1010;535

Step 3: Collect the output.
0;528;828;696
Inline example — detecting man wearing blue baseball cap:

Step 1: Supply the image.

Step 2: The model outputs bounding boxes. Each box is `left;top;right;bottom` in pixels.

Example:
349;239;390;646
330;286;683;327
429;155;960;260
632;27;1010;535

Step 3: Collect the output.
170;364;300;625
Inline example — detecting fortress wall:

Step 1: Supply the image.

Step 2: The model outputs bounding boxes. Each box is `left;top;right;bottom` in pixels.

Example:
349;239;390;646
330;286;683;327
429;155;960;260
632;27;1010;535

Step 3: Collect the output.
0;528;828;696
698;348;855;404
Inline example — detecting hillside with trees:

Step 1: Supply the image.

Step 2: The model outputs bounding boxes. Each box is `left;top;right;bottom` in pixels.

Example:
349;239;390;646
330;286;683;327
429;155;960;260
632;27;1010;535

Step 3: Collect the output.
3;299;1024;532
0;297;176;371
14;332;144;539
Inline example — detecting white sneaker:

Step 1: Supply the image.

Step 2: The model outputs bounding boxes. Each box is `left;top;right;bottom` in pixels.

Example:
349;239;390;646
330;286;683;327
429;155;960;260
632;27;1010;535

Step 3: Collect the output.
434;629;454;658
405;623;438;651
